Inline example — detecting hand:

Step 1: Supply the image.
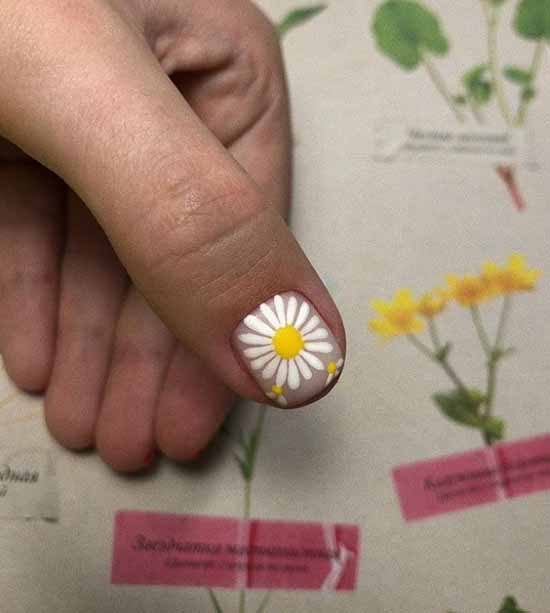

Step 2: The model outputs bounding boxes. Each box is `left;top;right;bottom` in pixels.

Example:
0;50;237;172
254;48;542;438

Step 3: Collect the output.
0;0;346;472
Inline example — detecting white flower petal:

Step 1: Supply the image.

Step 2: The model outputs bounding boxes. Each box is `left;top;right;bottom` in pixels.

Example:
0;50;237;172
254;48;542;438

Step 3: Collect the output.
278;395;288;407
276;359;288;387
267;392;277;400
305;341;333;354
244;346;275;359
287;359;300;390
325;374;334;387
301;315;320;335
303;328;328;341
337;358;344;367
294;302;310;330
295;355;312;380
286;296;298;326
300;350;324;370
238;333;272;346
251;352;277;370
274;295;286;326
260;303;281;330
244;315;275;337
262;356;281;379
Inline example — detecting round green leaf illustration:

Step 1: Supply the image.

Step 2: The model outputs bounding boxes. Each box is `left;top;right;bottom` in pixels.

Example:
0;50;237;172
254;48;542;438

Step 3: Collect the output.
503;66;532;85
514;0;550;40
463;65;493;105
372;0;449;70
498;596;529;613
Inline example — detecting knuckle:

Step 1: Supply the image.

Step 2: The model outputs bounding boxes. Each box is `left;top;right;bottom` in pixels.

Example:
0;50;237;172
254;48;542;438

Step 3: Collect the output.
242;33;286;110
228;7;287;117
139;172;262;281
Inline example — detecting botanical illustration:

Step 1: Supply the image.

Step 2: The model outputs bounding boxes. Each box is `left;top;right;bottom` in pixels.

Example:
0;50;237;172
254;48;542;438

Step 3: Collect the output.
205;409;269;613
371;0;549;210
204;6;327;612
369;254;541;446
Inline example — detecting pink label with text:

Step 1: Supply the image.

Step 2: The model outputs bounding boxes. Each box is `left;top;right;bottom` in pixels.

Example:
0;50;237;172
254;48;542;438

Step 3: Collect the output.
393;434;550;521
111;511;360;591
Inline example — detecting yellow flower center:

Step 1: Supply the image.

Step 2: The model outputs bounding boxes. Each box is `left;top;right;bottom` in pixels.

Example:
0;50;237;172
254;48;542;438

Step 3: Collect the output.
272;325;304;359
327;362;338;374
271;385;283;396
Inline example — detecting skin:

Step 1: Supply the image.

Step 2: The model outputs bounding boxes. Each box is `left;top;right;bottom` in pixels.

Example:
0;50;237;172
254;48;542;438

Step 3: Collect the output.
0;0;346;472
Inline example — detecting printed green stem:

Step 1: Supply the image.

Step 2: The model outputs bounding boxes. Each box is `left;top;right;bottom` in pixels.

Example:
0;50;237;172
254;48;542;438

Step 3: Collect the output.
427;318;443;352
466;95;485;125
238;488;252;613
422;55;466;123
238;407;267;613
407;334;468;393
238;589;246;613
470;305;492;358
515;40;546;127
481;296;512;446
407;333;437;359
494;294;512;351
484;296;512;419
482;1;514;126
482;353;499;447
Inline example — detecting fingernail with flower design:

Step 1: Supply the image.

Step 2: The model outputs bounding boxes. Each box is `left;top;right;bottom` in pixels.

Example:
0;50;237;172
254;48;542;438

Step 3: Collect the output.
232;292;345;407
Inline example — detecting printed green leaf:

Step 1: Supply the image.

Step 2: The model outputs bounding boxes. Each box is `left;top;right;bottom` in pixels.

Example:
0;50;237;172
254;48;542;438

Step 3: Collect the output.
233;451;252;481
433;389;505;442
490;0;509;5
521;85;536;101
514;0;550;40
484;416;505;444
503;66;532;85
277;5;327;38
372;0;449;70
463;64;492;105
231;407;267;483
435;342;452;361
498;595;529;613
433;388;484;427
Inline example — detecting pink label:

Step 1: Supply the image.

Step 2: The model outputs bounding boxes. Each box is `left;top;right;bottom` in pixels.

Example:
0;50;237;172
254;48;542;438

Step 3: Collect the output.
111;511;360;591
393;434;550;521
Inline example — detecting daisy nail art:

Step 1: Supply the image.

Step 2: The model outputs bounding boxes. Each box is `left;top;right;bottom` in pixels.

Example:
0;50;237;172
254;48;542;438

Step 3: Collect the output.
325;358;344;387
232;292;344;407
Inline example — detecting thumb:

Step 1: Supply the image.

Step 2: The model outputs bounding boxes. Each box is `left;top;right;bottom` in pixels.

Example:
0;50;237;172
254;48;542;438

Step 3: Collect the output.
0;1;345;407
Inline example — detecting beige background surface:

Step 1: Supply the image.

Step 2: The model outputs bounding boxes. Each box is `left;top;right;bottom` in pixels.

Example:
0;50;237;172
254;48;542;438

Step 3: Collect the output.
1;1;550;611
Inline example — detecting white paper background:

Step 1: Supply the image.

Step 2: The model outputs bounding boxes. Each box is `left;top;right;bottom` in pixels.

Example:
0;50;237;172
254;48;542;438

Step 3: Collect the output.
1;1;549;611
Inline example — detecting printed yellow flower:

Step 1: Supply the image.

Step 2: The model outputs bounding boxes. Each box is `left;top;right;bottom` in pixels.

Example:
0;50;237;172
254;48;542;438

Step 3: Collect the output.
446;274;490;306
482;254;541;295
369;289;425;338
418;289;449;318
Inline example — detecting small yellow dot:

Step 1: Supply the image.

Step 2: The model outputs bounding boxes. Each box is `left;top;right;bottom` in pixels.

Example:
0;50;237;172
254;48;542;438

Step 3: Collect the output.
271;385;283;396
327;362;337;374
